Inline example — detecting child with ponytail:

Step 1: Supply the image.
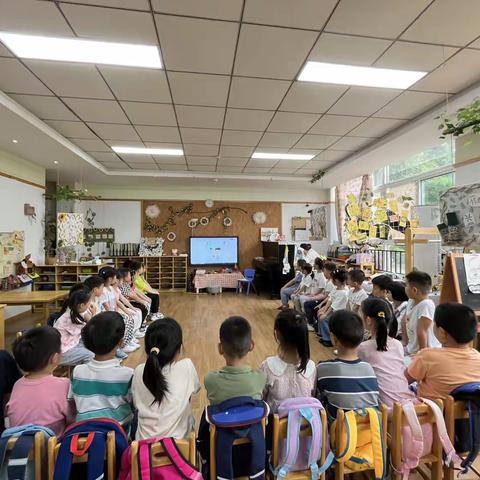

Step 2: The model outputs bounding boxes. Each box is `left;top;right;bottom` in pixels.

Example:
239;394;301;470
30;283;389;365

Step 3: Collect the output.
260;310;316;412
358;297;414;407
132;318;200;440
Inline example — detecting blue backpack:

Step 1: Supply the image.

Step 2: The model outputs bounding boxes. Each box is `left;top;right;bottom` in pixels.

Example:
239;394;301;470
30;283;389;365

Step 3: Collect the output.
206;397;269;480
0;424;54;480
451;382;480;474
53;418;129;480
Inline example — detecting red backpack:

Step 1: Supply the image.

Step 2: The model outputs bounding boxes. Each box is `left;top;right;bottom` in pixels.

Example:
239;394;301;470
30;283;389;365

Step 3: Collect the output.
119;437;203;480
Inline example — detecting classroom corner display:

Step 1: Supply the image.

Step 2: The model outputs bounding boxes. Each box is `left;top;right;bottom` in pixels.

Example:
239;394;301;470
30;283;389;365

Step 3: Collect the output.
139;237;164;256
57;213;84;247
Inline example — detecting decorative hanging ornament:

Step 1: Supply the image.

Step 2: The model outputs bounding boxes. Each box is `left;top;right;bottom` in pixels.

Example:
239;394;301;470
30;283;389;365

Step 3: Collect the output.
167;232;176;241
223;217;232;227
188;218;198;228
205;199;214;208
252;211;267;225
200;217;209;226
145;204;161;219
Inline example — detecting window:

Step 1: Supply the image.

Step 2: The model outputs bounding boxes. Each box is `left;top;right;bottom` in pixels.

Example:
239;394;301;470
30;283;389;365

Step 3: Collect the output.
420;172;454;205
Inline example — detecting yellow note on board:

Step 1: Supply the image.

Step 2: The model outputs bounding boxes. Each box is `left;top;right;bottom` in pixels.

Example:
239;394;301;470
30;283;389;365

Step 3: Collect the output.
358;232;367;241
388;200;398;213
350;203;361;217
358;220;369;230
373;198;387;208
347;193;356;204
369;225;377;238
376;209;388;222
347;219;358;233
399;217;407;227
362;207;372;221
379;225;387;238
401;208;410;218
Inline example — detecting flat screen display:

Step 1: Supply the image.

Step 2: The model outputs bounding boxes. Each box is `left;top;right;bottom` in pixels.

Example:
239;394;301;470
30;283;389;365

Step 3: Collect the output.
189;236;239;266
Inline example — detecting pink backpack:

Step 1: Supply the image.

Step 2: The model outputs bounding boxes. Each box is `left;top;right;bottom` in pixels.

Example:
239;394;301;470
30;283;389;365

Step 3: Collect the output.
119;437;203;480
397;398;460;480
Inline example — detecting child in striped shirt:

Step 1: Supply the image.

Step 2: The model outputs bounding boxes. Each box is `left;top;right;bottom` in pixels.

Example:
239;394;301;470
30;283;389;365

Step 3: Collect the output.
70;312;134;428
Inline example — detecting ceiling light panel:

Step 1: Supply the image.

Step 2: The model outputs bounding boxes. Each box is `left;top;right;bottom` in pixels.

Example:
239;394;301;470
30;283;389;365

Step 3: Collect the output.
112;146;183;156
252;152;315;161
298;61;426;89
0;32;162;69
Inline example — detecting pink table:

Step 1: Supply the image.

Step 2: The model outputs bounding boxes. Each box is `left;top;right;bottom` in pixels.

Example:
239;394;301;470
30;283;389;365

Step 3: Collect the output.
194;272;245;293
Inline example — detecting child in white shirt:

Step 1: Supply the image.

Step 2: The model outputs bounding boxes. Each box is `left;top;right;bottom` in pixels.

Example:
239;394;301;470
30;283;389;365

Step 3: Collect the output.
346;269;368;314
297;257;326;313
291;264;313;311
388;281;409;335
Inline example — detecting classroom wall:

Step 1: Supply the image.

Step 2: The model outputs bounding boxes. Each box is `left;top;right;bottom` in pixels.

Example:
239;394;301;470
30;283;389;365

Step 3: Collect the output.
0;149;46;318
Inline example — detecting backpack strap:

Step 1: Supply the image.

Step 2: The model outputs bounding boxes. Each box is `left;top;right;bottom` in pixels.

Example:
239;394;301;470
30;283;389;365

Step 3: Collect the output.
364;408;386;480
461;399;480;474
137;441;153;480
275;409;302;480
160;437;202;480
5;431;36;480
85;433;108;480
399;401;424;480
334;410;358;464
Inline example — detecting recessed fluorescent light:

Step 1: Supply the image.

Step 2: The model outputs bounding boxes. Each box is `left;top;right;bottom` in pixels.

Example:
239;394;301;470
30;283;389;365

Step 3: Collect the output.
298;61;426;89
54;161;58;164
12;139;18;143
252;152;315;161
0;32;162;69
112;146;183;156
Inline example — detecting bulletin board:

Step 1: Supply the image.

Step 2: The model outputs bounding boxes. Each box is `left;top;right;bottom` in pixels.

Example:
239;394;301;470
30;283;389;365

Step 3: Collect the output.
142;201;282;269
0;231;24;278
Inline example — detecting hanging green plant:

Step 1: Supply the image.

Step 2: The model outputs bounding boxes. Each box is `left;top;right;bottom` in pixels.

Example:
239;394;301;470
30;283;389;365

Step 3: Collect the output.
310;169;327;184
437;97;480;138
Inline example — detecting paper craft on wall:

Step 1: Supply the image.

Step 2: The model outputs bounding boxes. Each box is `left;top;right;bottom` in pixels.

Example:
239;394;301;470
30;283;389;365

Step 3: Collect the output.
309;207;327;240
0;231;24;278
57;213;84;247
139;237;164;256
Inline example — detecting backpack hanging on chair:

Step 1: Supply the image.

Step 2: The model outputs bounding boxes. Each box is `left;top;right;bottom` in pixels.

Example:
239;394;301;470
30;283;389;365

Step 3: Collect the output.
330;407;386;480
52;418;129;480
272;397;334;480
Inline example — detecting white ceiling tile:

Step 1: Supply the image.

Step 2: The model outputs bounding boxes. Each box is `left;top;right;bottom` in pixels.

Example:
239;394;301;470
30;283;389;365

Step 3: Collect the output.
155;15;237;74
69;138;110;151
314;150;349;162
220;145;255;157
159;164;188;171
243;0;337;29
280;83;347;113
374;91;445;119
221;130;263;146
152;0;243;20
224;109;275;131
309;114;365;135
305;160;335;168
61;3;157;43
189;165;216;172
58;0;149;9
25;60;113;99
0;0;73;36
169;72;230;107
255;147;290;153
326;0;431;38
180;128;222;145
234;24;317;80
8;94;78;121
375;42;458;71
152;155;186;165
99;67;170;103
184;144;219;156
258;132;303;148
330;136;372;151
186;156;218;166
401;0;480;46
144;142;183;149
411;49;480;94
121;102;176;126
288;148;323;156
127;163;159;170
309;33;391;66
243;167;271;174
348;117;405;137
100;161;126;169
45;120;96;139
135;125;181;142
119;154;155;163
62;98;129;123
247;158;278;168
296;168;318;174
328;87;400;116
176;105;225;128
271;167;298;174
268;112;320;133
0;58;50;95
216;165;245;173
275;159;309;168
105;140;144;148
87;123;141;141
90;152;120;162
228;77;290;110
217;157;249;166
294;134;340;149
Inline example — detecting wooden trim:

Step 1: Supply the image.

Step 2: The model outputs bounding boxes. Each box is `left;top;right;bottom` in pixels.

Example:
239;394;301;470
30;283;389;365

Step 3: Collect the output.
0;170;45;189
454;155;480;169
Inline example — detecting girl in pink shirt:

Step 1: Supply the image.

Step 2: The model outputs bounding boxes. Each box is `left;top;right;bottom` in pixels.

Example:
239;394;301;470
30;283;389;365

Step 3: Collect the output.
7;326;76;436
358;297;415;408
54;288;94;366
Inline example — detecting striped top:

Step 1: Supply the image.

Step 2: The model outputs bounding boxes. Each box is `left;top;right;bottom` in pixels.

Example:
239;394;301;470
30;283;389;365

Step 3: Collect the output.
316;358;379;421
70;358;134;425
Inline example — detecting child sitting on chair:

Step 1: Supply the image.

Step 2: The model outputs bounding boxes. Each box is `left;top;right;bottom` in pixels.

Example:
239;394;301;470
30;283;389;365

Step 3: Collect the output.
7;326;75;435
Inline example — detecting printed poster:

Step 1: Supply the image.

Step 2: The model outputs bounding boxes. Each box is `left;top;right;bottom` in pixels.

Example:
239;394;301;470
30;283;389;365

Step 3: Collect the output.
0;231;24;277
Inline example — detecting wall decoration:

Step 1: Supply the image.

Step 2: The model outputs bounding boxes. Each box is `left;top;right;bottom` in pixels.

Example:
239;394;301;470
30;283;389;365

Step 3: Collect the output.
252;211;267;225
144;204;193;236
200;217;209;226
309;207;327;240
167;232;176;242
0;231;25;278
261;227;279;241
84;228;115;244
57;213;84;247
205;199;214;208
223;217;232;227
188;218;198;228
139;237;164;256
145;204;161;219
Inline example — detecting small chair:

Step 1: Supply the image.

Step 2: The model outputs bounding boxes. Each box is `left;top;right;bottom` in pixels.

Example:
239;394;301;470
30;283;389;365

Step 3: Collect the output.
390;400;444;480
48;431;116;480
236;268;256;295
129;433;196;480
271;410;329;480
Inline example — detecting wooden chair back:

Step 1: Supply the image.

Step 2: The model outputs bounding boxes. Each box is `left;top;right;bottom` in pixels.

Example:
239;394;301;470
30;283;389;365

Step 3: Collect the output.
129;434;196;480
47;431;116;480
4;431;47;479
271;411;328;480
390;400;444;480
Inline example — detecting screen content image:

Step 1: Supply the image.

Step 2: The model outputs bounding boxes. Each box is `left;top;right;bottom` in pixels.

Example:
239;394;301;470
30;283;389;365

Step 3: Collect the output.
190;236;239;265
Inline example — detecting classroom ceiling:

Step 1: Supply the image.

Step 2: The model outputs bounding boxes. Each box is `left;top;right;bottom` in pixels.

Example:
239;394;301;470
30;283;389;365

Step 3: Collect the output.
1;0;480;184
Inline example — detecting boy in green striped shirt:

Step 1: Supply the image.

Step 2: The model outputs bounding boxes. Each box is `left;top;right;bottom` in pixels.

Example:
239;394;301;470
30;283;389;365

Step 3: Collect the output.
69;312;134;427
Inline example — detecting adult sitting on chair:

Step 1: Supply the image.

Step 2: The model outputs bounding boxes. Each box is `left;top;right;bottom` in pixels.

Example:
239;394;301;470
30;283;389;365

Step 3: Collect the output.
278;259;306;311
299;243;320;266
